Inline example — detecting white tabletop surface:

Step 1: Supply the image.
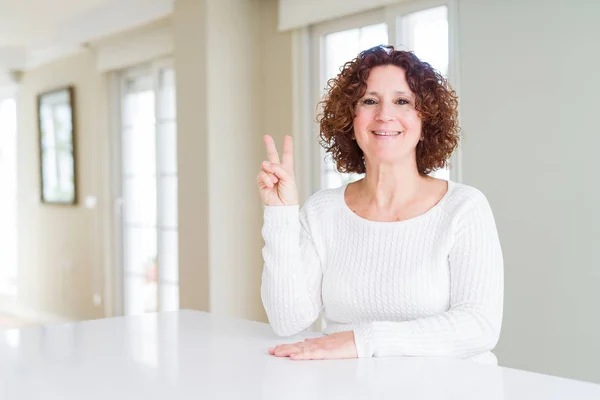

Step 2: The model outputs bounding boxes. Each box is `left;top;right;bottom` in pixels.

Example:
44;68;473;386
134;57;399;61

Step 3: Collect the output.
1;310;599;399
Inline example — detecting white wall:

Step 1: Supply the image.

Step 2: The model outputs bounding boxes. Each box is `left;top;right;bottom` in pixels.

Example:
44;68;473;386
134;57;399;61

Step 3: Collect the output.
15;51;109;321
458;0;600;383
173;0;211;314
175;0;292;322
205;0;264;320
278;0;401;30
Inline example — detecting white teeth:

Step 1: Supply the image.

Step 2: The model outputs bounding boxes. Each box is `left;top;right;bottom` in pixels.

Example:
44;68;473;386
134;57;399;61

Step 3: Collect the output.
372;131;401;136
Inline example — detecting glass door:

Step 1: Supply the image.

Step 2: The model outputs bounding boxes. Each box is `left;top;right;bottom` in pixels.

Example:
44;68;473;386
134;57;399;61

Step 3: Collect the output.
117;60;179;315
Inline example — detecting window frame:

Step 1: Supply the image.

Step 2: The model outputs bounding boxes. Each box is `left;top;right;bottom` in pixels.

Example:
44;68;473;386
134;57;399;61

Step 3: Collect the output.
298;0;461;195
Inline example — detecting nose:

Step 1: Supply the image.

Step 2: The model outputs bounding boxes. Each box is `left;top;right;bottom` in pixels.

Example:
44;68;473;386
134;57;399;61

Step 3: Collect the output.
375;102;395;122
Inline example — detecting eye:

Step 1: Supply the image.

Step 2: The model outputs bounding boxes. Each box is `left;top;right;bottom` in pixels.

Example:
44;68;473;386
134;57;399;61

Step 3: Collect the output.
360;98;377;105
396;99;410;105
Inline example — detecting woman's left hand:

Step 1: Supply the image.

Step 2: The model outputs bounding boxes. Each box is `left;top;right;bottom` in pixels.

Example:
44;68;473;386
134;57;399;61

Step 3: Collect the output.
268;331;358;360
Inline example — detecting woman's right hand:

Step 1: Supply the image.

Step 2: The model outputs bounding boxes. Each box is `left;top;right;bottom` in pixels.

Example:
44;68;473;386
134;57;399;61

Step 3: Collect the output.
257;135;298;206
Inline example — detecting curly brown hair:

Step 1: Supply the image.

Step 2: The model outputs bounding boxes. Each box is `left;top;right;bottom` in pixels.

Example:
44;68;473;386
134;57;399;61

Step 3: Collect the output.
317;45;459;175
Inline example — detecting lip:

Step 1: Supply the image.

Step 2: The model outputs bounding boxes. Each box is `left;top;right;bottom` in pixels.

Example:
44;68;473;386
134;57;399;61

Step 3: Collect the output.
371;130;402;137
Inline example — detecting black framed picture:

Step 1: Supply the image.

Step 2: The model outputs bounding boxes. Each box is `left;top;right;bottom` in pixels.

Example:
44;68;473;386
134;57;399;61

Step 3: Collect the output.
37;86;77;205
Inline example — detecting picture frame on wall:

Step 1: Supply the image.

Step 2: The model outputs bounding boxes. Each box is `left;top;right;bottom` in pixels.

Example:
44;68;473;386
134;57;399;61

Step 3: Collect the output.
37;86;77;205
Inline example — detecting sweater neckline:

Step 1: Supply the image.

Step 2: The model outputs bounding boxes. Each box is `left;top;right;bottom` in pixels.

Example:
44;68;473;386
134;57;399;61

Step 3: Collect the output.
338;179;455;226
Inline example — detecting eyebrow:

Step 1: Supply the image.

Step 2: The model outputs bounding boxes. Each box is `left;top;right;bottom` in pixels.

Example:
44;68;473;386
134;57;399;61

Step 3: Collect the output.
365;90;413;97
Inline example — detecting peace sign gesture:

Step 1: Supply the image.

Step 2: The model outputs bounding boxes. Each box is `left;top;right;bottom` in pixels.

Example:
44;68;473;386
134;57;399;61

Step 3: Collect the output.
257;135;298;206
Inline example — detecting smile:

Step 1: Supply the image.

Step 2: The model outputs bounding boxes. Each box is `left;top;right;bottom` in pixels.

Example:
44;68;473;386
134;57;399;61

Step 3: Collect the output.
371;130;402;136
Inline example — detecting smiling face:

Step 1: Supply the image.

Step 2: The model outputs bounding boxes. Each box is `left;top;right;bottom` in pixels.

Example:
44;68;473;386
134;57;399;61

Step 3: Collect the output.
353;64;422;168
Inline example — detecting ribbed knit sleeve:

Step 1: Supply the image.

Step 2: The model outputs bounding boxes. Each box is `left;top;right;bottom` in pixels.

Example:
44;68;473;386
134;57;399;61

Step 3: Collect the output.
260;204;323;336
352;191;504;359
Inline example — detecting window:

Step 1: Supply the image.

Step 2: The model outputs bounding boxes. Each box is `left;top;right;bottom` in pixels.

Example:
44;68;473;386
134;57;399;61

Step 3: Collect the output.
396;6;449;76
393;5;450;181
320;23;388;190
0;97;17;296
116;60;178;316
311;3;454;190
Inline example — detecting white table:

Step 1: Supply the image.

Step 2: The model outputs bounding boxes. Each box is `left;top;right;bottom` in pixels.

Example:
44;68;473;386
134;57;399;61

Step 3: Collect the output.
1;310;599;399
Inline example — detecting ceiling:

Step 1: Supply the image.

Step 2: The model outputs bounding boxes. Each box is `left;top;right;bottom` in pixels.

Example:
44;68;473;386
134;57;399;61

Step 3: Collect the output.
0;0;173;70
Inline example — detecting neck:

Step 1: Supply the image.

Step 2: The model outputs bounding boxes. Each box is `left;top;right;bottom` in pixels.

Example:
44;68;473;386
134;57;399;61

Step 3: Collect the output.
359;158;427;210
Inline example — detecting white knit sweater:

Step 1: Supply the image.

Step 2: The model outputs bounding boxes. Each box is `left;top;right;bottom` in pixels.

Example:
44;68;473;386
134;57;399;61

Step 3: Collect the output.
261;180;504;363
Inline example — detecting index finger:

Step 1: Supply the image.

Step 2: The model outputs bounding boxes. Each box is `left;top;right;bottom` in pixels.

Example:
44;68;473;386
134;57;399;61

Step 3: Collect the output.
281;135;294;169
263;135;280;164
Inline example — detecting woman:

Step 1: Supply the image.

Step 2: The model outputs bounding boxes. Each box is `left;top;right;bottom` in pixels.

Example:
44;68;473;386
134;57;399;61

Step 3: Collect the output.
256;45;503;364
